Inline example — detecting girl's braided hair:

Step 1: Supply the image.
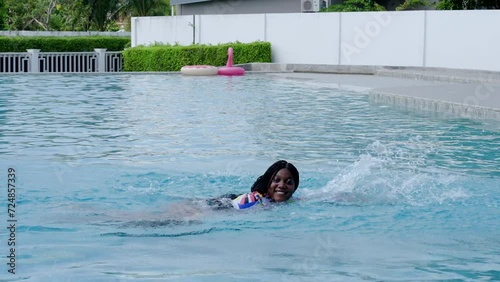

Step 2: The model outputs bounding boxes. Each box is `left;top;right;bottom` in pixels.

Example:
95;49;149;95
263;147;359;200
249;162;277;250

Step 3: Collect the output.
250;160;299;195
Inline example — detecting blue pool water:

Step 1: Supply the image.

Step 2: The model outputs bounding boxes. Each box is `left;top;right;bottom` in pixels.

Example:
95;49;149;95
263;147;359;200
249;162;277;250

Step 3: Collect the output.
0;74;499;281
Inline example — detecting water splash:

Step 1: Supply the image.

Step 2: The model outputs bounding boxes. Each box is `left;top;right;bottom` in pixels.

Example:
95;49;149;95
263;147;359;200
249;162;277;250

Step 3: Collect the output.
302;139;470;206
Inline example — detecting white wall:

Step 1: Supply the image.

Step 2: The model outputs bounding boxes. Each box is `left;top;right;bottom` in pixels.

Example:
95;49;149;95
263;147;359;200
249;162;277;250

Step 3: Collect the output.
425;10;500;72
132;10;500;72
266;13;340;64
339;11;425;67
196;14;266;44
132;16;193;46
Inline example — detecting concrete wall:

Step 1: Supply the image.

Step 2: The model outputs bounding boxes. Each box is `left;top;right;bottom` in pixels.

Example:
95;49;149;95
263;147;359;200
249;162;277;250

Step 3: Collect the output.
266;13;340;64
131;10;500;72
339;12;423;66
196;14;266;44
131;16;194;46
425;10;500;72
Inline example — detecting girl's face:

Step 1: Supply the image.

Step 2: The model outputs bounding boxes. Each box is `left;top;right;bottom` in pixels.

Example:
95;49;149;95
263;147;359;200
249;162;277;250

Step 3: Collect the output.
267;168;296;202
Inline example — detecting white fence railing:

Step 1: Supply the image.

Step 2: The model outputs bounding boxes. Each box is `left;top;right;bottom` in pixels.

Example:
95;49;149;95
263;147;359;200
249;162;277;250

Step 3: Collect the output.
0;31;131;37
0;49;123;73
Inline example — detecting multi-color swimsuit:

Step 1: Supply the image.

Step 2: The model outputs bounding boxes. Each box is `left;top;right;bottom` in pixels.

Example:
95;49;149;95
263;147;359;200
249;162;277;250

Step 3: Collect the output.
231;191;272;209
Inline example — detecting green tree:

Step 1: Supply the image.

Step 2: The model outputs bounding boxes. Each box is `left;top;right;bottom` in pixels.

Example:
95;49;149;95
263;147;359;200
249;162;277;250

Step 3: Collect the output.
0;0;7;30
83;0;126;31
119;0;170;32
322;0;386;11
126;0;170;17
436;0;500;9
0;0;171;32
4;0;58;30
396;0;434;10
51;0;91;31
4;0;94;31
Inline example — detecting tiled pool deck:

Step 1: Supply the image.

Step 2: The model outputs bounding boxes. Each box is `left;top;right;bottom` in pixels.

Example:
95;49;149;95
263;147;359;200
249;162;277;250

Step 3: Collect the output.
247;64;500;122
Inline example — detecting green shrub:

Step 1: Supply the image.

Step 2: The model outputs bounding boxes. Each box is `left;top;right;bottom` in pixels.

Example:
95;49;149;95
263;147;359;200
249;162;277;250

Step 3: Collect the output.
122;41;272;72
435;0;500;9
322;0;386;12
396;0;434;10
435;0;454;9
0;36;130;52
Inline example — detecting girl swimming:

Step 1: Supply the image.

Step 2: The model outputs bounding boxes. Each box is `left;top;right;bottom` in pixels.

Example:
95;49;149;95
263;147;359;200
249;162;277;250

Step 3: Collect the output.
207;160;300;210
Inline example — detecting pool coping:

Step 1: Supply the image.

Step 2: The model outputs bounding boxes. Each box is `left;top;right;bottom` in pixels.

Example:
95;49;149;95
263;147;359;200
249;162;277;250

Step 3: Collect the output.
241;63;500;83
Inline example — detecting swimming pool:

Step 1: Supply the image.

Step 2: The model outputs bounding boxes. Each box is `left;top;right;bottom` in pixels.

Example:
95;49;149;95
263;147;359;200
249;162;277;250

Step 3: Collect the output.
0;73;498;281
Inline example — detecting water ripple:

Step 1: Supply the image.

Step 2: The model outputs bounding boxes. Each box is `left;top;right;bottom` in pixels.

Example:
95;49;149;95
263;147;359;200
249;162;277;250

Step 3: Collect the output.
1;74;498;176
100;227;241;238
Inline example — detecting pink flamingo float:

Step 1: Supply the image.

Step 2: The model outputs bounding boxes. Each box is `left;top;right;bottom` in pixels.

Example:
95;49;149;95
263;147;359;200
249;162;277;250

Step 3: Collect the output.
218;47;245;76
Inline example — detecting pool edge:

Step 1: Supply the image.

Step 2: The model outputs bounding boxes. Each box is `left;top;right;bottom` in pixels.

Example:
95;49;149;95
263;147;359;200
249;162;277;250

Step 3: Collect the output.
242;63;500;83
